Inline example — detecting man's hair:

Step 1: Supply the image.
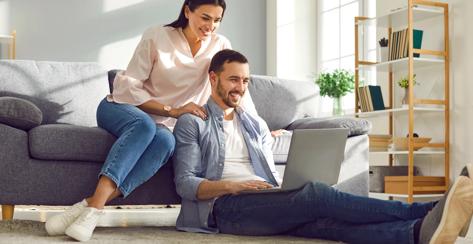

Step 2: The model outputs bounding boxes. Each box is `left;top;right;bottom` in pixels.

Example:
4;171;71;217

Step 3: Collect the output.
208;49;248;74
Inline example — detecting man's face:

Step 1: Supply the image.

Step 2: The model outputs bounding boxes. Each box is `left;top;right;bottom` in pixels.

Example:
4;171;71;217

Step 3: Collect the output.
211;61;250;109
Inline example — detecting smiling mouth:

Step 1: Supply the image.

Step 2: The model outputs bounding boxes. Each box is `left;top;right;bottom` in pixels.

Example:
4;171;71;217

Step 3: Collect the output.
229;92;242;100
200;28;211;36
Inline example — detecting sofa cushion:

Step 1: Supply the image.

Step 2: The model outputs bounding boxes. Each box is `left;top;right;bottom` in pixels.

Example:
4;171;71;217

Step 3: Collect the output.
0;96;43;130
271;132;293;164
249;75;319;131
0;60;109;127
29;124;116;162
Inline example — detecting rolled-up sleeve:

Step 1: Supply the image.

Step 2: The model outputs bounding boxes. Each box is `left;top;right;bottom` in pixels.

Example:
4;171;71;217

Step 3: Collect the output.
173;114;205;201
260;118;282;184
111;29;158;105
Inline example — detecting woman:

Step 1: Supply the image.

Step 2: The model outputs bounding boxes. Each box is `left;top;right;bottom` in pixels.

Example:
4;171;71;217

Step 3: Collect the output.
45;0;256;241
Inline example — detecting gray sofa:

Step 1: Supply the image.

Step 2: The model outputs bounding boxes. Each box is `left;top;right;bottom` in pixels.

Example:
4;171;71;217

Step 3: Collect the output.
0;60;370;220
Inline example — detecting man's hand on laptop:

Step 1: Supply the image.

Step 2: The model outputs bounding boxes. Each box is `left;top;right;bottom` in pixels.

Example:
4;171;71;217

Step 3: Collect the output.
228;180;274;194
271;129;290;137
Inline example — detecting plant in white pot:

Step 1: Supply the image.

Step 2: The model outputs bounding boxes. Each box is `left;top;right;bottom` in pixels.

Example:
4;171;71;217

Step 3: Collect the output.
398;74;418;105
315;69;355;115
378;37;389;62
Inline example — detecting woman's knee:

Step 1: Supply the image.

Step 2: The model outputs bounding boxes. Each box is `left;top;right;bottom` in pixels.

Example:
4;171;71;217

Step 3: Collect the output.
155;127;176;154
132;116;156;135
97;100;155;137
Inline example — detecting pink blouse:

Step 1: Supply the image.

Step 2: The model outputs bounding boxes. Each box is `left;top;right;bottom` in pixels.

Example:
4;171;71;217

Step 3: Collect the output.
108;25;257;129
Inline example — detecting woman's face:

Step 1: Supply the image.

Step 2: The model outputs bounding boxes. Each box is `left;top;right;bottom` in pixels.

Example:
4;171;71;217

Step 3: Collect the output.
185;4;224;41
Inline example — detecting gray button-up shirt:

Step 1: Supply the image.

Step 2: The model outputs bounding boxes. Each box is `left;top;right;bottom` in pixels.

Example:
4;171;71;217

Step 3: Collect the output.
173;97;281;233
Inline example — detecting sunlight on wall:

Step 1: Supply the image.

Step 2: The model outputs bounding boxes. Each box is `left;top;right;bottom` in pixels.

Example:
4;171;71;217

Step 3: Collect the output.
98;35;141;70
103;0;145;13
275;0;316;81
0;0;10;34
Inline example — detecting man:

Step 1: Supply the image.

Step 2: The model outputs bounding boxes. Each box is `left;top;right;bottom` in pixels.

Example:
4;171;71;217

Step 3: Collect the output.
173;49;473;244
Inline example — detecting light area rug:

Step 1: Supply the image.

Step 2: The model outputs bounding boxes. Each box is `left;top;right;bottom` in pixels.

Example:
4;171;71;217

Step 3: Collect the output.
0;220;339;244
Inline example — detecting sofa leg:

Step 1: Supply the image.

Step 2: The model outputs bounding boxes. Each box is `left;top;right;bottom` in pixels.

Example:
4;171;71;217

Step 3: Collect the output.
2;205;14;220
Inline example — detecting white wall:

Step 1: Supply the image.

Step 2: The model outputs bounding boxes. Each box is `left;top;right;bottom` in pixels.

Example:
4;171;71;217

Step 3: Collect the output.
3;0;267;74
266;0;317;81
376;0;473;180
447;0;473;180
0;0;9;34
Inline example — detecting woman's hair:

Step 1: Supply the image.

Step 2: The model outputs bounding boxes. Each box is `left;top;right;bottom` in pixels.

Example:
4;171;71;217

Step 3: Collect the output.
165;0;226;28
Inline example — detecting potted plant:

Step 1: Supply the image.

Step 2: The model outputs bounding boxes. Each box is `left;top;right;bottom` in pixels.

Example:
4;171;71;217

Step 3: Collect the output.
378;37;389;62
398;74;417;104
315;69;355;115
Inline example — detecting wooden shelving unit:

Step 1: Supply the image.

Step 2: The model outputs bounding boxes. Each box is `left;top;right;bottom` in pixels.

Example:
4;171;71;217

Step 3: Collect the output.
0;30;16;59
355;0;449;203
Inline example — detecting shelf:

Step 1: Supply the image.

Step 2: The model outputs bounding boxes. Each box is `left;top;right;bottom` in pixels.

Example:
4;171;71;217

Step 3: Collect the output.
370;150;445;155
0;34;13;39
357;57;444;72
351;106;444;117
355;1;449;203
357;5;444;28
369;192;443;199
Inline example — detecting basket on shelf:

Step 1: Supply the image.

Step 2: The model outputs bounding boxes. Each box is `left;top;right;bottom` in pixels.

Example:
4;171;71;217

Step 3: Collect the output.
369;134;392;151
392;137;432;151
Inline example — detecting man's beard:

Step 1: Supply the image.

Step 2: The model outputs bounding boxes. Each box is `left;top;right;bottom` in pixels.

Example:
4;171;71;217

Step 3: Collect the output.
216;79;245;108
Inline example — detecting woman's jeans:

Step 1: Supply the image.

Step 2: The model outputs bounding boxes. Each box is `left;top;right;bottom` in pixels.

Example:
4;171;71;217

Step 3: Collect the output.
96;98;175;197
214;182;434;244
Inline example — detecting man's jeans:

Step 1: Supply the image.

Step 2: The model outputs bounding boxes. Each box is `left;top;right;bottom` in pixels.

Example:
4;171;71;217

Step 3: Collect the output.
96;98;175;197
214;182;434;244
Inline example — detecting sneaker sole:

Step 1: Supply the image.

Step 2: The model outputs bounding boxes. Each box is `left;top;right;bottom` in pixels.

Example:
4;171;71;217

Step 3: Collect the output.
65;226;92;242
430;177;473;244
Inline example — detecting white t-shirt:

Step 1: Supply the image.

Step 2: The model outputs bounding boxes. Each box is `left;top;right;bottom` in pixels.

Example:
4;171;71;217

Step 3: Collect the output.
221;117;266;182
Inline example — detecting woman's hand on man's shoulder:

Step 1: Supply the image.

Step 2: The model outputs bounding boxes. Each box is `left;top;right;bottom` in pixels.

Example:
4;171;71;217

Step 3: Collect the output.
173;102;208;120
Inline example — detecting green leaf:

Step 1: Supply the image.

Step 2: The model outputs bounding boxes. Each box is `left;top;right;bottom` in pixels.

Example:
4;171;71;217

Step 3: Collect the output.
314;69;355;98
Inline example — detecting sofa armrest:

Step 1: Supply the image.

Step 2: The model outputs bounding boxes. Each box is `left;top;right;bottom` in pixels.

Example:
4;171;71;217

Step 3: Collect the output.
107;69;124;93
287;117;371;137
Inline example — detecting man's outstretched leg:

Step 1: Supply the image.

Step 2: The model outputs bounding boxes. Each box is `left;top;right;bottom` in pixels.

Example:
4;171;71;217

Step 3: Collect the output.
214;176;473;244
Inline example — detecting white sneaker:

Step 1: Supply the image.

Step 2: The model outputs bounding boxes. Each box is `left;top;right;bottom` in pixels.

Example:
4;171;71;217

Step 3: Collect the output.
419;176;473;244
65;207;103;242
45;199;88;236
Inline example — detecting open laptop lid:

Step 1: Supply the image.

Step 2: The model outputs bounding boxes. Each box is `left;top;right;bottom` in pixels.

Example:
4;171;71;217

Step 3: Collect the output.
281;128;349;190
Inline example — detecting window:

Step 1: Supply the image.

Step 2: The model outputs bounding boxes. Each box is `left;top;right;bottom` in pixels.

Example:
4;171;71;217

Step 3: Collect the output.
317;0;376;115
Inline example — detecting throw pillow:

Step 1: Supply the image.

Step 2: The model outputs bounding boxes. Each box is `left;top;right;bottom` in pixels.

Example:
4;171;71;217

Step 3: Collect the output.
287;117;372;137
0;96;43;130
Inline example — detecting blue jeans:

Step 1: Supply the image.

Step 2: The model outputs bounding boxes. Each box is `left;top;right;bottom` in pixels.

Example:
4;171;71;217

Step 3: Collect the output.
214;182;434;244
96;98;175;197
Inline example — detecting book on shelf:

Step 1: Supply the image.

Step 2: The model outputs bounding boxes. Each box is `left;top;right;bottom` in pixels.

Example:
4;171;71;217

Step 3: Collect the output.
358;86;372;112
369;86;385;111
413;29;423;58
358;85;385;112
388;29;423;61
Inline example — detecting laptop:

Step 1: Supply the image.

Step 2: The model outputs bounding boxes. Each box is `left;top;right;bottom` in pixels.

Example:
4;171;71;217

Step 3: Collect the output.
242;128;349;194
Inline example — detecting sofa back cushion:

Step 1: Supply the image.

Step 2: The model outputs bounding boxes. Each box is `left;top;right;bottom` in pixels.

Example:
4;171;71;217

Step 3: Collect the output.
249;75;319;131
0;60;108;127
